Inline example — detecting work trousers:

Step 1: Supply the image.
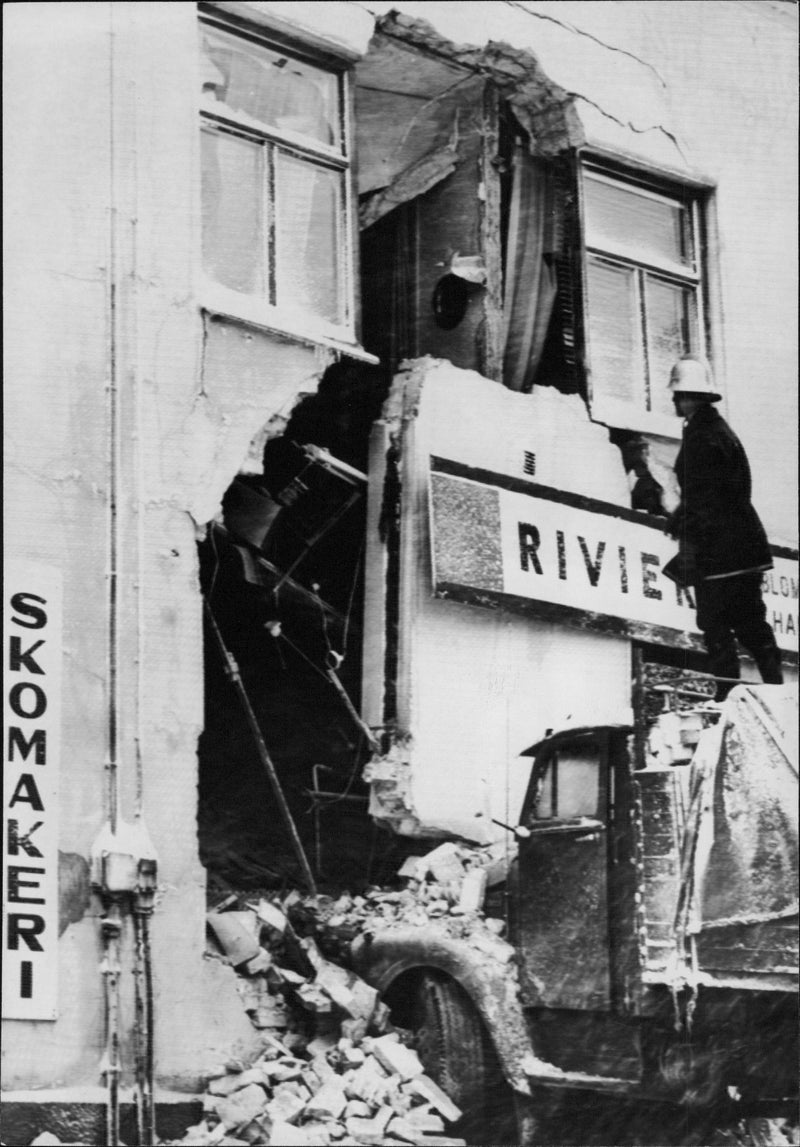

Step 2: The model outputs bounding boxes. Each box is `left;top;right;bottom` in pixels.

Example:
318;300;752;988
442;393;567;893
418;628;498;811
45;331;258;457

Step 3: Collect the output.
695;572;783;700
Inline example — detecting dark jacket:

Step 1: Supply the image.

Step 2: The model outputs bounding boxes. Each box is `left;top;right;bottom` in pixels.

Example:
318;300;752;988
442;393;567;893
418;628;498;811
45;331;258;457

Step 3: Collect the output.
670;403;772;579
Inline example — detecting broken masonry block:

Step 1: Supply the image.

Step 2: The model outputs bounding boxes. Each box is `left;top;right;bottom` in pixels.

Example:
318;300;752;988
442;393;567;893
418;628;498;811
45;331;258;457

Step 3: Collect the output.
369;1035;424;1081
242;948;274;976
467;930;515;964
261;1057;307;1083
271;964;308;987
207;1066;271;1096
255;899;289;938
341;1016;370;1043
457;868;487;914
409;1076;463;1122
483;916;505;935
266;1088;307;1125
315;965;379;1022
344;1116;387;1145
385;1117;423;1144
345;1099;373;1119
426;899;449;917
338;1039;366;1069
216;1082;270;1131
344;1058;392;1105
297;982;336;1013
412;1138;467;1146
370;1104;394;1134
404;1108;445;1133
421;843;466;886
308;1054;338;1083
397;856;426;879
29;1136;64;1147
238;1116;273;1146
208;911;262;967
303;1078;349;1120
268;1120;315;1146
272;1078;312;1102
307;1033;339;1058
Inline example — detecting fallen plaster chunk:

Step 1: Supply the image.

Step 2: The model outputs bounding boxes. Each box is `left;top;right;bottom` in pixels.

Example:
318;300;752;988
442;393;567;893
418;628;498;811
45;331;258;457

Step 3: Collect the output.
304;1078;349;1120
215;1081;269;1130
369;1034;425;1081
409;1075;463;1122
207;1065;271;1096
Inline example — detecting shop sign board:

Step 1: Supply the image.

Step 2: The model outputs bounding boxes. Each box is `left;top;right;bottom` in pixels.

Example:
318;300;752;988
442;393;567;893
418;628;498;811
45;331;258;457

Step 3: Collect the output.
3;561;62;1020
429;458;798;656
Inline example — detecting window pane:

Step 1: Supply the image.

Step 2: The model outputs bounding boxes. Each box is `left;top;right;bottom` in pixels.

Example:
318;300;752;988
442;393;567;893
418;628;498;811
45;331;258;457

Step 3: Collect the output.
201;26;341;149
534;749;600;820
201;128;265;295
275;152;343;324
584;173;691;269
586;259;644;407
646;277;699;415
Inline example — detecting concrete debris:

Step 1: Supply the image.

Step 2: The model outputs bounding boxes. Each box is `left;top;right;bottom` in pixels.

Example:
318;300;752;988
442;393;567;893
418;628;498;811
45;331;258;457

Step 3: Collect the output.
160;840;517;1145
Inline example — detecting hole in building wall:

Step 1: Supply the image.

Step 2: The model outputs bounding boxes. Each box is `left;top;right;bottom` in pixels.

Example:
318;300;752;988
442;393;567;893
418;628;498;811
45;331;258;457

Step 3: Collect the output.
196;361;413;898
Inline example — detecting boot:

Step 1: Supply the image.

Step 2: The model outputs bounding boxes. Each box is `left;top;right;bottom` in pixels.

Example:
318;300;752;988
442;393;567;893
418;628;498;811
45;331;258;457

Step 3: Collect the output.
706;636;740;701
752;641;784;686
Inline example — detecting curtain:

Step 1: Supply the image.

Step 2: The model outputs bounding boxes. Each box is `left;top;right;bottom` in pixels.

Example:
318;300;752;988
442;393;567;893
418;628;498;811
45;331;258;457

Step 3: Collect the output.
502;149;559;392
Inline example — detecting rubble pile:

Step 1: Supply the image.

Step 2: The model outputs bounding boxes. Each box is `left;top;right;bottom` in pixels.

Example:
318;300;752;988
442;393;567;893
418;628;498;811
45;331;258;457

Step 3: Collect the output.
285;840;516;964
161;840;518;1146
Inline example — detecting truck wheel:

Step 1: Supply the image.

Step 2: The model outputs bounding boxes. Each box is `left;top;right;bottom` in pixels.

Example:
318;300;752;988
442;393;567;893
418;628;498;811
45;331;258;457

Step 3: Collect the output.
410;972;518;1145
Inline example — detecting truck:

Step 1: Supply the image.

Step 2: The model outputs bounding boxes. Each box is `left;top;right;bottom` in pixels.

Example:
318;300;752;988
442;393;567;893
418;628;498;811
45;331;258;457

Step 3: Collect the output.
350;685;798;1146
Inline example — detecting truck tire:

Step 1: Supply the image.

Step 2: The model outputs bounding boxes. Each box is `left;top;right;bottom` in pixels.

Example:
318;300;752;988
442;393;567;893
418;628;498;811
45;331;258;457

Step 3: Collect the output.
410;972;517;1145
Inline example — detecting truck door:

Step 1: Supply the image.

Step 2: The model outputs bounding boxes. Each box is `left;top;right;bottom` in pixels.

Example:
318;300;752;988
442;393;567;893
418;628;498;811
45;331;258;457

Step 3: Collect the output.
515;730;613;1010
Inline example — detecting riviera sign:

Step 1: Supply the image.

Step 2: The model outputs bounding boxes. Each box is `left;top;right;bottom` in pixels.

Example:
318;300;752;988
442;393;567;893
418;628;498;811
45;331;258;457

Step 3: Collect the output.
3;561;62;1020
429;458;798;656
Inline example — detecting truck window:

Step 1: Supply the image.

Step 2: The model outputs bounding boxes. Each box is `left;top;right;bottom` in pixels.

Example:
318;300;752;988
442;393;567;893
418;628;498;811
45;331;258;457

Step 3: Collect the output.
534;745;601;820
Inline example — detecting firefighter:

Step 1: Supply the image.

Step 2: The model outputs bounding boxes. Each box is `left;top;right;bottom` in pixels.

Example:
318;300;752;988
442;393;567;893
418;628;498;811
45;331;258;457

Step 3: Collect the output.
667;356;783;700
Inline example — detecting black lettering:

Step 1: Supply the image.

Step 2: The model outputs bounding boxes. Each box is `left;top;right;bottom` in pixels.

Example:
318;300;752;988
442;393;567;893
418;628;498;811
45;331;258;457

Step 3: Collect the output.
20;961;34;999
762;573;773;595
618;546;628;594
8;774;44;811
7;727;46;765
772;611;783;634
7;914;45;951
7;865;45;904
10;593;47;630
578;537;606;587
556;531;567;580
9;636;45;675
780;576;790;597
641;552;662;600
8;682;47;720
518;523;543;575
791;578;798;600
786;614;796;636
675;582;696;609
7;820;44;858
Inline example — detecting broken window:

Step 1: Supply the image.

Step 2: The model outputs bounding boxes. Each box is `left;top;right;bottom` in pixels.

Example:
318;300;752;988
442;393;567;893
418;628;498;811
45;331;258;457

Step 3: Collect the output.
582;163;707;425
199;13;353;334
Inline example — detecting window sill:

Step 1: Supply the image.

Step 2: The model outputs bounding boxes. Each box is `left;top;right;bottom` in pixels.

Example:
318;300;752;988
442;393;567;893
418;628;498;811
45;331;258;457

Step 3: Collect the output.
198;282;379;365
589;397;682;441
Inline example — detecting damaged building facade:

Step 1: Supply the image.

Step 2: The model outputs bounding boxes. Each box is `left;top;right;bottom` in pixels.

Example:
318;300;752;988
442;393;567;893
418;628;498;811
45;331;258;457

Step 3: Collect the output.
3;0;798;1141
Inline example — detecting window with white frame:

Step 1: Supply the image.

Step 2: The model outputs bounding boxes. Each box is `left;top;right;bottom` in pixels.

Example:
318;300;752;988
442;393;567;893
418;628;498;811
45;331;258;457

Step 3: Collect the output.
199;17;353;335
582;165;705;425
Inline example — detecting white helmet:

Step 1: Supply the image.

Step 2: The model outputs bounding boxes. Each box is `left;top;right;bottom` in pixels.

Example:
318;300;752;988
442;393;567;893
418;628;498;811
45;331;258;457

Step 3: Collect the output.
669;356;721;401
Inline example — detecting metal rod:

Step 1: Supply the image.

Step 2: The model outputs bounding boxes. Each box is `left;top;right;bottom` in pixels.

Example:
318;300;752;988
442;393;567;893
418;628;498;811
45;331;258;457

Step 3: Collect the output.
204;599;318;895
325;667;381;753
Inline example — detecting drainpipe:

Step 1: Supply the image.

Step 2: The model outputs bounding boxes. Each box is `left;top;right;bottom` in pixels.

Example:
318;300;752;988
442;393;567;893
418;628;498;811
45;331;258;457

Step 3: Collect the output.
93;9;160;1143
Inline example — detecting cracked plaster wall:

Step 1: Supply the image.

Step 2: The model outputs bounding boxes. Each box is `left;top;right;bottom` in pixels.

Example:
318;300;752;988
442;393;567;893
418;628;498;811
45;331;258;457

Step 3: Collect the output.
3;2;327;1093
364;0;798;545
365;359;633;840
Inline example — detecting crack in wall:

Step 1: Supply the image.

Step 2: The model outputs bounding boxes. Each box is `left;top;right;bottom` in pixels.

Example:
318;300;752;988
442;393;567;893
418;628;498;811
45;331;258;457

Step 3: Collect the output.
503;0;668;89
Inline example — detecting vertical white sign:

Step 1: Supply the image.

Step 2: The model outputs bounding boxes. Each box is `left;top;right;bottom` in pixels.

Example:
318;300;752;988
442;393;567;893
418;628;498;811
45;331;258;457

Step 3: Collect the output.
3;561;62;1020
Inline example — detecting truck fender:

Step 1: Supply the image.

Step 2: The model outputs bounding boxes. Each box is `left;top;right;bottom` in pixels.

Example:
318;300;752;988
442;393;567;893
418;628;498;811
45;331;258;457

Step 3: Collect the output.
351;926;534;1094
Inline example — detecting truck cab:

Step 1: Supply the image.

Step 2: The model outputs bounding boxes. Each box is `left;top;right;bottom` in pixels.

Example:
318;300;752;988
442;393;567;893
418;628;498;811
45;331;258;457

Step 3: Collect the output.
353;697;798;1145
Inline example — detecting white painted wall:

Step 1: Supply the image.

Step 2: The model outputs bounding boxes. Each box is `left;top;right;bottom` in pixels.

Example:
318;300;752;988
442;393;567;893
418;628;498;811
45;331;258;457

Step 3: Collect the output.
363;0;798;545
369;361;633;840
